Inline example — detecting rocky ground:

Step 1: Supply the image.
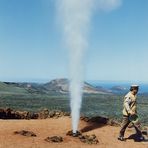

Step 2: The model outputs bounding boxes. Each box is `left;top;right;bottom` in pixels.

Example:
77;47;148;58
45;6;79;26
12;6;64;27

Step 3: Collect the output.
0;112;147;148
0;108;70;120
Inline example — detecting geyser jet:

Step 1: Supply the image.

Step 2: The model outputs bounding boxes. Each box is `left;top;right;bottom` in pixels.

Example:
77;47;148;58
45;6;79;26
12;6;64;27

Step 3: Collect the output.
57;0;94;134
56;0;122;134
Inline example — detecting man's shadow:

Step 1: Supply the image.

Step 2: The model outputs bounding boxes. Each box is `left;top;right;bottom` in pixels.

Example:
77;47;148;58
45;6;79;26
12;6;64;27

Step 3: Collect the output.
126;131;148;142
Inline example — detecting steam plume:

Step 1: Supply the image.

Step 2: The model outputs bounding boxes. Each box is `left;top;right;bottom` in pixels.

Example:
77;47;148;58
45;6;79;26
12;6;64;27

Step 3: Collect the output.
56;0;122;133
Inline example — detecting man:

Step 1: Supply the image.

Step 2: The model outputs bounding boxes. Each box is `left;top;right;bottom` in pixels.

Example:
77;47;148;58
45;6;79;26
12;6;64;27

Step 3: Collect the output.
118;85;144;141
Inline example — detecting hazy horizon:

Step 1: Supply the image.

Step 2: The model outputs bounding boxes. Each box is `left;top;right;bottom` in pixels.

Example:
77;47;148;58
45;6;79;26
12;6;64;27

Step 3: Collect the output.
1;77;148;84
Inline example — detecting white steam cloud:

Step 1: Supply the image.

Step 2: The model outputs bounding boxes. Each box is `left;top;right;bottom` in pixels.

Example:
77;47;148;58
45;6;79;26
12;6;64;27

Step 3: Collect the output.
56;0;122;133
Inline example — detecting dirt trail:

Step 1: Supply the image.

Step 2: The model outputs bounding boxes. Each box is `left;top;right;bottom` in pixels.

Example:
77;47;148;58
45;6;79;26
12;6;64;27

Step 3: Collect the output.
0;117;147;148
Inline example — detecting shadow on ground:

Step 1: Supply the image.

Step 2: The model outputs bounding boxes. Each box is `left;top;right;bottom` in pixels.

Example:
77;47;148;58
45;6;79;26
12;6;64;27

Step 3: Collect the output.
80;116;109;133
126;134;148;142
80;122;106;133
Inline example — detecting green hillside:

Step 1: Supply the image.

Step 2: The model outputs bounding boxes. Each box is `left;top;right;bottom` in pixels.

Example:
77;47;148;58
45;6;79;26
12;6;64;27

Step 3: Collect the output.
0;82;28;94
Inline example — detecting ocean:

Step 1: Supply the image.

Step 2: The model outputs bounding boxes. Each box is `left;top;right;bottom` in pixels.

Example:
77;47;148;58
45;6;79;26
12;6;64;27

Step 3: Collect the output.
88;80;148;94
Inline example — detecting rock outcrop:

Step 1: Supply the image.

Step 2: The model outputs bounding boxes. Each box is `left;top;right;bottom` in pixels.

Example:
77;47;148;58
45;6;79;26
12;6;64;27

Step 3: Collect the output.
0;108;120;127
14;130;37;137
0;108;70;120
45;136;63;143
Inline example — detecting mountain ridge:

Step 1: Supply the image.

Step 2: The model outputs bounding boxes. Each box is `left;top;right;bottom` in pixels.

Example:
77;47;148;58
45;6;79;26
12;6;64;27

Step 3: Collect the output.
0;78;111;95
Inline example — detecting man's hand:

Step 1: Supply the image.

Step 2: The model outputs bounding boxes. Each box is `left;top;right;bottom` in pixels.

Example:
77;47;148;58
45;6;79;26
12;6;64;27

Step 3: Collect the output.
129;110;135;115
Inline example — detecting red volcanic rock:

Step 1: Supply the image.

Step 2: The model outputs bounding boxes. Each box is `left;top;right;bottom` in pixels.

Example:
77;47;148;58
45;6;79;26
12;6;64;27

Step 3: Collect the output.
45;136;63;143
79;134;99;144
66;130;82;137
14;130;37;137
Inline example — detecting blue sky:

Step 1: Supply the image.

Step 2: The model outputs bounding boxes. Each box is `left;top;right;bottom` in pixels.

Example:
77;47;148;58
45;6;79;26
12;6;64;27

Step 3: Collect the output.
0;0;148;82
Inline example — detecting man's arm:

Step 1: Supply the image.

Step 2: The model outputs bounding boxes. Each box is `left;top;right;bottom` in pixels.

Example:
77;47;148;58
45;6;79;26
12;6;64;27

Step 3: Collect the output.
124;97;131;113
124;97;135;115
